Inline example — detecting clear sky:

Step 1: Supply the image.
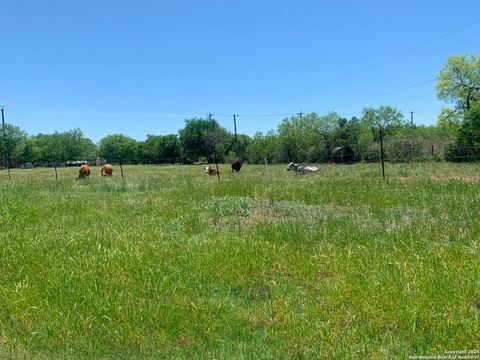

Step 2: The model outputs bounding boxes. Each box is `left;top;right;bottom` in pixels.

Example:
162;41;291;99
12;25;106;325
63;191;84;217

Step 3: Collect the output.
1;0;479;142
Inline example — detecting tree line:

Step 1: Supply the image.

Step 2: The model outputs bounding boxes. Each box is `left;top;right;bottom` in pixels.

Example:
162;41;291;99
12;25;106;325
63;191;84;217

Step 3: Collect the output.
1;54;479;168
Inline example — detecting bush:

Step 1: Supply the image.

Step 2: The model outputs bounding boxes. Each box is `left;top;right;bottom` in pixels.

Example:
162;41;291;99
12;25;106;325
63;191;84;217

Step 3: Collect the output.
444;143;480;162
384;138;423;163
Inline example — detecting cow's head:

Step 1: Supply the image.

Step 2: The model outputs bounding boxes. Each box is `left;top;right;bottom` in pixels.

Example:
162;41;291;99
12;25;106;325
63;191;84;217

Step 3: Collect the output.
287;162;298;171
204;167;211;173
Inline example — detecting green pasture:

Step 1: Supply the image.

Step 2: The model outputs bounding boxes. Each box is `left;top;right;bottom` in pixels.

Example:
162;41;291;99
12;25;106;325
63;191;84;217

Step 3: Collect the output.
0;163;479;359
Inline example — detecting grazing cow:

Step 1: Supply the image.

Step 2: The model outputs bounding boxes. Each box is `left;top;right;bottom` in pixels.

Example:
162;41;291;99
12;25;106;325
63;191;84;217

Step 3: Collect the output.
286;162;319;174
101;163;113;177
77;164;91;180
231;160;243;173
204;166;222;175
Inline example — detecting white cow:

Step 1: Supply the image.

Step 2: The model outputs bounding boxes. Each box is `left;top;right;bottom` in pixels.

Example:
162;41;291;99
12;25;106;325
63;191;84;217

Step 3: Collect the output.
286;162;319;174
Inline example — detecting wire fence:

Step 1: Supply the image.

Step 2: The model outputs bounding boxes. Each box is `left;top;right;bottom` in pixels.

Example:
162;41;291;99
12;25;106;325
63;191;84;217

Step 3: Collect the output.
1;135;479;181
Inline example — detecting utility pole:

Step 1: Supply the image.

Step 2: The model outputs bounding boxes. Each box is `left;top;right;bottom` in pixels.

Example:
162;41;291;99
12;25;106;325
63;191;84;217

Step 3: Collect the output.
379;125;385;179
297;111;304;118
410;110;415;125
233;114;238;143
207;112;213;120
1;107;11;180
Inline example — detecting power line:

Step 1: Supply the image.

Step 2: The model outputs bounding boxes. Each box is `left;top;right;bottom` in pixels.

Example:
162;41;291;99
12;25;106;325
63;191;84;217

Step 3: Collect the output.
392;92;435;104
283;18;480;104
330;93;436;121
43;78;438;123
214;113;297;118
333;79;436;110
356;17;480;74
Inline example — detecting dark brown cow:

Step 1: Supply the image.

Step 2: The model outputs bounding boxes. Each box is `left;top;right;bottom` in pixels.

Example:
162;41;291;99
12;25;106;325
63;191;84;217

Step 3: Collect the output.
77;164;91;180
231;160;242;173
101;163;113;177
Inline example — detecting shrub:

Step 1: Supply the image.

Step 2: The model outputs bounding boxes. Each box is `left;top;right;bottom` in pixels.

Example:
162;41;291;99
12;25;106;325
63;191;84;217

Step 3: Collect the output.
444;143;480;162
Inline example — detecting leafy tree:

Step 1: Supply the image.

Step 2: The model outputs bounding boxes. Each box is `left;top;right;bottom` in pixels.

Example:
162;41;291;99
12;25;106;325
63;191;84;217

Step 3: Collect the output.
31;129;95;166
31;134;57;165
331;116;364;147
227;133;251;162
277;117;304;162
29;133;65;179
204;127;230;163
98;134;139;164
179;118;229;162
436;54;480;115
13;137;37;166
247;131;282;164
458;102;480;145
277;112;341;162
437;107;461;132
144;134;180;164
436;55;480;161
361;106;405;136
0;124;27;167
60;128;91;161
444;103;480;161
361;106;405;128
34;133;66;180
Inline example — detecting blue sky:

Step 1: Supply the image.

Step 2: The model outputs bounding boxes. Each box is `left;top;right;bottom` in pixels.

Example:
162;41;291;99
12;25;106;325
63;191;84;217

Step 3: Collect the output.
1;0;479;142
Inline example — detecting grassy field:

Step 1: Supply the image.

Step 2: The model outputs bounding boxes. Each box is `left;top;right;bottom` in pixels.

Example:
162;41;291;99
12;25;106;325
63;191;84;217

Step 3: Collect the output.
0;162;479;359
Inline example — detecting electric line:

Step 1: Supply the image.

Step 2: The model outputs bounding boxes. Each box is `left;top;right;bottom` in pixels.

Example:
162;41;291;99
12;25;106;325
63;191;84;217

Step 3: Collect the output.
214;113;297;118
45;78;438;122
391;92;435;105
283;18;480;104
333;79;436;110
356;17;480;74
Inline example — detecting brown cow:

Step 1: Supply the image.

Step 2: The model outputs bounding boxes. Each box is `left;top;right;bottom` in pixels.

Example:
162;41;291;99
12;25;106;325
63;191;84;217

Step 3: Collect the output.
231;160;242;173
101;163;113;177
77;164;91;180
204;166;222;175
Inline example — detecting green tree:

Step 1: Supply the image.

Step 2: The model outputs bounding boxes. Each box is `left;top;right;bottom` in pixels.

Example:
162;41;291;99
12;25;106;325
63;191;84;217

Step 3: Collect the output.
14;137;37;166
59;129;96;162
31;130;96;165
227;133;251;162
361;106;405;137
436;54;480;114
204;127;230;163
277;112;341;163
437;107;461;132
98;134;139;164
0;124;27;168
30;133;67;180
458;102;480;145
331;116;364;147
179;118;229;162
246;131;282;164
444;103;480;161
144;134;180;164
361;106;405;128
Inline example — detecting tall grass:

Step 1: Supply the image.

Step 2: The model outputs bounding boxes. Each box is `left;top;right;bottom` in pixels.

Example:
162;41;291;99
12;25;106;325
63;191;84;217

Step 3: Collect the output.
0;163;479;359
